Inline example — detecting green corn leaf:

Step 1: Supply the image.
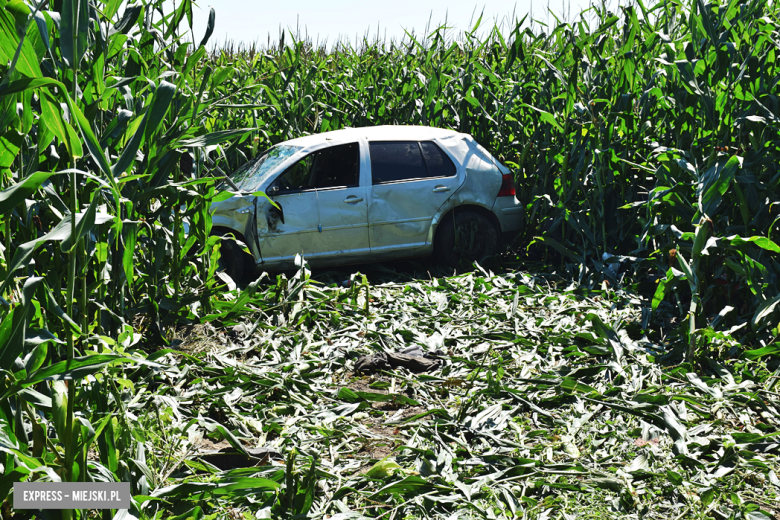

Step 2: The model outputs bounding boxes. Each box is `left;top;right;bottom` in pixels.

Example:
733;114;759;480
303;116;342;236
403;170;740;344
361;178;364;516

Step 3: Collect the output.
744;345;780;360
32;10;49;54
560;378;599;395
24;355;124;384
0;355;160;401
0;170;57;216
365;456;402;479
176;128;257;148
39;281;82;335
585;313;624;363
153;478;278;500
733;182;750;231
692;221;709;256
143;80;177;141
24;328;63;349
0;277;43;372
165;0;192;39
62;94;112;176
181;46;206;80
0;76;59;97
723;235;780;253
294;457;318;516
651;268;676;311
60;192;101;252
109;4;141;36
123;222;137;290
752;294;780;331
198;7;215;48
533;236;583;263
23;340;48;374
0;133;21;169
18;387;51;411
696;0;719;47
521;103;563;131
0;6;42;79
40;89;82;159
597;15;620;33
51;380;68;441
700;155;741;218
676;252;698;292
111;112;147;177
0;193;112;294
369;475;438;499
59;0;89;68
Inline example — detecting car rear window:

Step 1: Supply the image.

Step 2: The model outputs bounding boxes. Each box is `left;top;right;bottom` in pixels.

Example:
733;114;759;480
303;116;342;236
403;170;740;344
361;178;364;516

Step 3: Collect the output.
370;141;455;184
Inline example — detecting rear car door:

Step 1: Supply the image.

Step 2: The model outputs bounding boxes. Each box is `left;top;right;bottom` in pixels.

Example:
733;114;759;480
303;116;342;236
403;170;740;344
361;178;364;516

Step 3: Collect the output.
258;142;369;264
368;141;459;252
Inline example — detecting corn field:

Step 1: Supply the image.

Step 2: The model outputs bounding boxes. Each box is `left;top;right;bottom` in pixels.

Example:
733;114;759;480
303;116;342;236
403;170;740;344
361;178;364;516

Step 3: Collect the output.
0;0;779;518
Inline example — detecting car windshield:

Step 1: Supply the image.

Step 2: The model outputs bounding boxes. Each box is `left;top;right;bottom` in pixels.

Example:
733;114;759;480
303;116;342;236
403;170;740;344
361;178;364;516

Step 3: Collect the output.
230;145;301;191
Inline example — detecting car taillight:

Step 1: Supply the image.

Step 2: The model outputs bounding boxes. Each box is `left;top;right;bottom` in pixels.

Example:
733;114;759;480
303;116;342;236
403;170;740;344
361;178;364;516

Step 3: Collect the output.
497;173;515;197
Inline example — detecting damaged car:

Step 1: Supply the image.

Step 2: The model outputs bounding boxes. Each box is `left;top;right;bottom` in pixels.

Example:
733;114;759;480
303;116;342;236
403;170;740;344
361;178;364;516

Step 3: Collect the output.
210;125;522;279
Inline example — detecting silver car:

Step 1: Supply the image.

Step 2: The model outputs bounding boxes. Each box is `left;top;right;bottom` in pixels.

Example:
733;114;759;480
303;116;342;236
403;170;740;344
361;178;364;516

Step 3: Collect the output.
211;125;522;277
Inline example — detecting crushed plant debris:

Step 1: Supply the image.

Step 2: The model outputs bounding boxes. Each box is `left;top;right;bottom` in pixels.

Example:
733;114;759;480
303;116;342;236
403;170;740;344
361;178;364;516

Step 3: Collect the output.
117;264;780;519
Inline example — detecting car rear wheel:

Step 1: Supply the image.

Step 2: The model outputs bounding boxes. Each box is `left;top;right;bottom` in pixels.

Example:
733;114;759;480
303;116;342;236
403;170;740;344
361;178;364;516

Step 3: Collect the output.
217;237;252;283
434;209;499;269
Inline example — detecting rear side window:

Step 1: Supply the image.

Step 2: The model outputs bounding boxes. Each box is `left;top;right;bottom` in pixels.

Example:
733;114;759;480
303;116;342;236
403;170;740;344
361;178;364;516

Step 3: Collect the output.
420;142;456;178
369;141;456;184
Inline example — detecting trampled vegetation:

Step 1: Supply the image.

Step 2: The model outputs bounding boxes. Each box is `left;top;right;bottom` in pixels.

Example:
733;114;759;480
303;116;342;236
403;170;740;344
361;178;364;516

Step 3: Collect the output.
0;0;779;518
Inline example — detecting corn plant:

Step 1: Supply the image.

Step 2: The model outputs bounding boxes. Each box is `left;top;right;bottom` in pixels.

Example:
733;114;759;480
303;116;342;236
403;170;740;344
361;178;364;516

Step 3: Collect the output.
0;0;258;515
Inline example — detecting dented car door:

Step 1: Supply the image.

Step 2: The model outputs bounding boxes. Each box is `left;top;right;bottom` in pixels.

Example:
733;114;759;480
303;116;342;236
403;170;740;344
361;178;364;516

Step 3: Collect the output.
367;141;460;252
255;190;320;264
255;141;369;266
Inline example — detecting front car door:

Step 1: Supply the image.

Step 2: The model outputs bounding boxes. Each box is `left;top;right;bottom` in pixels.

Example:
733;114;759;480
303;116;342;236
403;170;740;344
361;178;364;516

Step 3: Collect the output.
367;141;460;252
258;142;369;266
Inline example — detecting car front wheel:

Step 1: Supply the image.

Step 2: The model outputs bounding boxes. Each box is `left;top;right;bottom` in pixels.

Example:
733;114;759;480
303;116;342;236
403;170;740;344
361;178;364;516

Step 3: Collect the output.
217;237;252;283
434;209;499;269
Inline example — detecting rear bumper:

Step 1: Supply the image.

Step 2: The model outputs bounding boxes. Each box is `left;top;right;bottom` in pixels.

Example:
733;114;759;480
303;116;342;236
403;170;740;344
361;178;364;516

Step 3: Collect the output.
491;196;523;242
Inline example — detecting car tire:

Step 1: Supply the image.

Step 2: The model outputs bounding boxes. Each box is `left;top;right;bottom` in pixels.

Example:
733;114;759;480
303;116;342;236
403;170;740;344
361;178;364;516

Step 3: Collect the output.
217;237;252;283
434;209;499;269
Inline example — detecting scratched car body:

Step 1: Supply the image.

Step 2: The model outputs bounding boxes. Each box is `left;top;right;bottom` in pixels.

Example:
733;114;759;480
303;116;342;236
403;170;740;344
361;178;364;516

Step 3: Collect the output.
210;125;522;274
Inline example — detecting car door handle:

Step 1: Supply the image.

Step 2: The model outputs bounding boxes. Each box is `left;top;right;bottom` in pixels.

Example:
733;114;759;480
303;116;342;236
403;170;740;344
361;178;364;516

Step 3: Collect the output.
432;185;450;193
344;196;363;203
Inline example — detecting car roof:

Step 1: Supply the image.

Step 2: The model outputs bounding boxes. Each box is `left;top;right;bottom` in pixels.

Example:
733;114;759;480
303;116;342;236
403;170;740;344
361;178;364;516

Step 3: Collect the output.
283;125;465;148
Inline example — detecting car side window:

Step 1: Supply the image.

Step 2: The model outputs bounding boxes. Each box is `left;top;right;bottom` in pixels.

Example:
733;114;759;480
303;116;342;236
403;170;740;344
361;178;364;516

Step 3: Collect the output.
420;142;456;178
369;142;426;184
311;143;359;188
369;141;456;184
275;154;314;192
272;143;359;192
